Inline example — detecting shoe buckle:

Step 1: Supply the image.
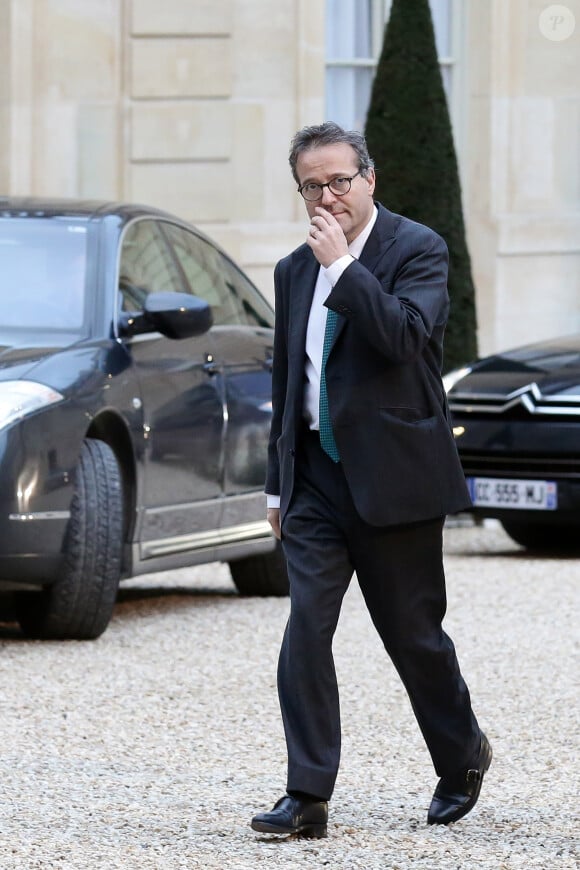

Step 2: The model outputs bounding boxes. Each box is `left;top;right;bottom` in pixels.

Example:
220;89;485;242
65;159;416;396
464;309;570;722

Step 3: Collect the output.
466;768;482;783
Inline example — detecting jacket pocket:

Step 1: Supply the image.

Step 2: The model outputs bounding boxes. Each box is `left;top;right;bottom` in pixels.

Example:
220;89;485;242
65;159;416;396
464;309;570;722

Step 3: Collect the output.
379;406;435;426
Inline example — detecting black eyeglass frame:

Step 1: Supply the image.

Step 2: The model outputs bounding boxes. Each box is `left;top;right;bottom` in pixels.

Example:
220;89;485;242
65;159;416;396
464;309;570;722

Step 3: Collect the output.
297;170;362;202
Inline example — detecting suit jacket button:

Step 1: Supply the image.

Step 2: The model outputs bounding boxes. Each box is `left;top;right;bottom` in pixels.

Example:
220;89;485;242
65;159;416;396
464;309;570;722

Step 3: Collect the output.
290;448;296;456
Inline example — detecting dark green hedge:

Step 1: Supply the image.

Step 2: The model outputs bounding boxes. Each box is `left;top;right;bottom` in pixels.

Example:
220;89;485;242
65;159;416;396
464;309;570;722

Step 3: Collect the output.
365;0;478;372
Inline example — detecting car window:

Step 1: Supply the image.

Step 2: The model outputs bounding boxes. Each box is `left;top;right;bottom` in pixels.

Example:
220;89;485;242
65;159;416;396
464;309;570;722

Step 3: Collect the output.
162;223;273;328
217;253;274;329
0;217;88;332
119;219;183;312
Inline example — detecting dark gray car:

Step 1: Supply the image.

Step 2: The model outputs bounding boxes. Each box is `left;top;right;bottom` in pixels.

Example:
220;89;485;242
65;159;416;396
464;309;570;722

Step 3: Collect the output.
0;198;287;640
445;334;580;551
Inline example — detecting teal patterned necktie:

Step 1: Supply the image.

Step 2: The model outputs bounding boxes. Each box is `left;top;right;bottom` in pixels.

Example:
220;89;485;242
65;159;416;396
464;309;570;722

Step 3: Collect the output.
319;309;340;462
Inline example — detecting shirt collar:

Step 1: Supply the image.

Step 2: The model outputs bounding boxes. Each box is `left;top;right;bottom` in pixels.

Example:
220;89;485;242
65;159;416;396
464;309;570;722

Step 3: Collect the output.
348;205;378;259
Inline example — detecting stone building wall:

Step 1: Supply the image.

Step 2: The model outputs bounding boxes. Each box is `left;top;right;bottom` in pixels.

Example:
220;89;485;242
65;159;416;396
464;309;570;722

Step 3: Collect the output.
465;0;580;354
1;0;579;356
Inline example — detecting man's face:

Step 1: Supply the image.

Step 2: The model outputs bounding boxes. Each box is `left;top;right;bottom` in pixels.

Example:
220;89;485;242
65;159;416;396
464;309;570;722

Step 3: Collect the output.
295;143;376;244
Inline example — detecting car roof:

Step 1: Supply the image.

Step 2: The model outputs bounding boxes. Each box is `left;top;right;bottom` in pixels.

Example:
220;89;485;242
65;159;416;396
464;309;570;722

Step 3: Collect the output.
0;196;183;227
0;196;261;293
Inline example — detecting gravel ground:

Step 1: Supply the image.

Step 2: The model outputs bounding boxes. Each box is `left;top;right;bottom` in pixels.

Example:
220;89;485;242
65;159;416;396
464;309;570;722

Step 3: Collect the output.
0;521;578;869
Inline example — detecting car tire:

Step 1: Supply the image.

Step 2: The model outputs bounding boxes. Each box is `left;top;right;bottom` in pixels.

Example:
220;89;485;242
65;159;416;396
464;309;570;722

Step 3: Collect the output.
229;542;289;597
16;439;124;640
501;519;580;552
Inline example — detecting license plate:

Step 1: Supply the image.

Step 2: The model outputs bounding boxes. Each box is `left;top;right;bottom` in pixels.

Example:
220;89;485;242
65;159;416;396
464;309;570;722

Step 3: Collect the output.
467;477;558;510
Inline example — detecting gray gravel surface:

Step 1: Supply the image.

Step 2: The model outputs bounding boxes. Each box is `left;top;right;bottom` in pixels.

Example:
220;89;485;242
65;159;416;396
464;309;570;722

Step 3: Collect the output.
0;521;578;869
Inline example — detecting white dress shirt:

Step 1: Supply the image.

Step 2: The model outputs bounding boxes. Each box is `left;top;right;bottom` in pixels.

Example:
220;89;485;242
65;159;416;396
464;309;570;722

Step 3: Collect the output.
267;206;378;509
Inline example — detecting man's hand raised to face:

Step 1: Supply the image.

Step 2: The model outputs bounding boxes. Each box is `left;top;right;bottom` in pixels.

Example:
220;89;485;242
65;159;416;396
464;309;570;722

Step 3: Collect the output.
306;207;349;268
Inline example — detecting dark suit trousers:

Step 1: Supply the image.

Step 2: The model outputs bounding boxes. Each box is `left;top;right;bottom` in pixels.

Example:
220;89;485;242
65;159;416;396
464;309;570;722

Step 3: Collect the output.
278;427;480;801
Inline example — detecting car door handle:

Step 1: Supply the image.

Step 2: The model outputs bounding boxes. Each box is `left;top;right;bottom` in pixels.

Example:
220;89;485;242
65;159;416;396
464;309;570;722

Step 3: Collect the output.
203;354;219;376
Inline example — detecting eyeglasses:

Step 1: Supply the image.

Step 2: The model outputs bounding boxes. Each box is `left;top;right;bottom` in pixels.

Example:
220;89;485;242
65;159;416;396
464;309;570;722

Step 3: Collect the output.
297;171;362;202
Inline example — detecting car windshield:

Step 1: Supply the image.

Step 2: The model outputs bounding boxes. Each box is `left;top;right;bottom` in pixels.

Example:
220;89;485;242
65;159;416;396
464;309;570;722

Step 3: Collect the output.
0;217;89;334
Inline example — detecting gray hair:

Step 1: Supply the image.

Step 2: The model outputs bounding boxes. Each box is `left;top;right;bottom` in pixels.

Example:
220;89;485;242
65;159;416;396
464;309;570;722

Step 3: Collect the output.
289;122;375;184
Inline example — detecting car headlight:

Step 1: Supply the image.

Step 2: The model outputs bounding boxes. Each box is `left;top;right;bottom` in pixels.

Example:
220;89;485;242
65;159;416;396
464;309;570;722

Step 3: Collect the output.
442;366;472;394
0;381;64;431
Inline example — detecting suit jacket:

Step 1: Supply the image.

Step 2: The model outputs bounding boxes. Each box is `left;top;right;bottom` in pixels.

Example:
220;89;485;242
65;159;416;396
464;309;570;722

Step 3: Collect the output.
266;202;472;527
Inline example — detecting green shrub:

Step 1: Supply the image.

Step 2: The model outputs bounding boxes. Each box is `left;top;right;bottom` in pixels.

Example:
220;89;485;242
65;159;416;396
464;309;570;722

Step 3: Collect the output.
365;0;478;371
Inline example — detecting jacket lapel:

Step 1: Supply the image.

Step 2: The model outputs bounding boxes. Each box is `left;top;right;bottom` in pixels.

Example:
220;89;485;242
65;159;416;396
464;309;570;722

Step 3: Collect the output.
288;245;319;369
359;202;397;270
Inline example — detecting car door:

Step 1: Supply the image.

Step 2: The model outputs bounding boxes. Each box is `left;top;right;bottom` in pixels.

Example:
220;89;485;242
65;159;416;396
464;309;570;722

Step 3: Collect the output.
118;218;225;557
161;223;275;534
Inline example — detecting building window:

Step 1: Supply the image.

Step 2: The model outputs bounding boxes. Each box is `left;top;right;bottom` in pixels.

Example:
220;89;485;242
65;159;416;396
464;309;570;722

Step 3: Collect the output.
326;0;458;132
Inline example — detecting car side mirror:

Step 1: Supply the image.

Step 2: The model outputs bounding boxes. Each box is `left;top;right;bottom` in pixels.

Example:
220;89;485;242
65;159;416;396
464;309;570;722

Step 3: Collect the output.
119;292;213;339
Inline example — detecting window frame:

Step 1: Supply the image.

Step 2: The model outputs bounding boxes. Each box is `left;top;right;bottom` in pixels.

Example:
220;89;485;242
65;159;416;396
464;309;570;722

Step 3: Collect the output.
160;221;275;330
325;0;465;155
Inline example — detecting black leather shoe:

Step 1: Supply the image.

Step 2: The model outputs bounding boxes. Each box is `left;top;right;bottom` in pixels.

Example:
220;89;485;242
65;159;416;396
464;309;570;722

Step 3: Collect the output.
427;732;492;825
251;794;328;837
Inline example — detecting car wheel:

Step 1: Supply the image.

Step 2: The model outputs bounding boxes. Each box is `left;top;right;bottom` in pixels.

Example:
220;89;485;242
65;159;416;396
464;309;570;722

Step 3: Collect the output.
229;542;289;596
501;519;580;552
16;439;124;640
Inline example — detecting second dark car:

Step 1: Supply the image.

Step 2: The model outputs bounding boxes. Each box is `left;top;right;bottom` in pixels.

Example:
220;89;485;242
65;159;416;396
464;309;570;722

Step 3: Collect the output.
445;334;580;552
0;197;287;640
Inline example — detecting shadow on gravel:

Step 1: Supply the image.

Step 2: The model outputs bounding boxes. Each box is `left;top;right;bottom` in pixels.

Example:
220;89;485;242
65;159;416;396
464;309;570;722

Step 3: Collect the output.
116;584;238;604
111;584;243;627
0;582;241;640
0;594;21;638
447;546;580;560
0;621;23;640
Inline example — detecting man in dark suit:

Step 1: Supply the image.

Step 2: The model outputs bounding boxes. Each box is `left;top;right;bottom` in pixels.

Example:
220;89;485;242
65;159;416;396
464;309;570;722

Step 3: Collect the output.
251;122;491;838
